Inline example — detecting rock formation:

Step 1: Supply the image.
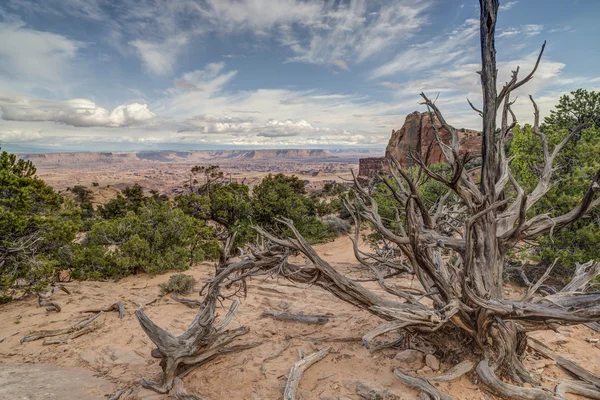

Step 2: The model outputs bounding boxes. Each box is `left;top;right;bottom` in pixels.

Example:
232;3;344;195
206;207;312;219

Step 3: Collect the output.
385;111;480;167
358;157;388;180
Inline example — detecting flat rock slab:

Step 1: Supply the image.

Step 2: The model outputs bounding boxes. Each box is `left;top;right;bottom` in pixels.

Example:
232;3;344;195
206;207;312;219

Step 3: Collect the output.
0;363;114;399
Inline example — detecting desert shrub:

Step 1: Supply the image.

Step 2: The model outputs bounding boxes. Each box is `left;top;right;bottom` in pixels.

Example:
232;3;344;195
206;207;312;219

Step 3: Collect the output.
159;274;196;295
70;200;219;279
0;151;81;299
253;173;333;243
92;182;99;187
323;215;351;236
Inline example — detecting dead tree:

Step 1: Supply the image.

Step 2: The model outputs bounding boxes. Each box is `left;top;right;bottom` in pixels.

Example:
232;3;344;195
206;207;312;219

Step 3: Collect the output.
135;258;263;396
237;1;600;398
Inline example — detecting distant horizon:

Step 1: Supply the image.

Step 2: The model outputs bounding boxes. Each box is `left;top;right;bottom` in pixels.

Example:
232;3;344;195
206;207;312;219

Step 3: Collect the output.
1;0;599;151
5;144;386;155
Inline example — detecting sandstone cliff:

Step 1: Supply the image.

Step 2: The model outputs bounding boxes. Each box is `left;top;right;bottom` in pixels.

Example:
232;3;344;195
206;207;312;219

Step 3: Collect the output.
385;111;480;166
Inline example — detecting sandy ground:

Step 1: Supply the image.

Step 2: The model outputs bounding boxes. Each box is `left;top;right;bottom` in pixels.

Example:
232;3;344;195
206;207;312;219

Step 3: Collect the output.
1;236;599;399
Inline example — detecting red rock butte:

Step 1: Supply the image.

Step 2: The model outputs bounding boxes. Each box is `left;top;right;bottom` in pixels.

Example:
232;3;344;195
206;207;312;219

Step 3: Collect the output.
359;111;482;179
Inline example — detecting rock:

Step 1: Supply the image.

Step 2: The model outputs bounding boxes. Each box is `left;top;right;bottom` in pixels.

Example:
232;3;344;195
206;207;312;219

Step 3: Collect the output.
394;349;424;369
595;342;600;349
278;301;291;310
416;366;434;375
358;157;389;180
385;111;481;167
425;354;440;371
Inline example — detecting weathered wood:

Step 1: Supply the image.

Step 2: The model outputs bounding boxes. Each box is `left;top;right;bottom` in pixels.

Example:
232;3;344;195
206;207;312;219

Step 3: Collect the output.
428;360;475;383
283;347;331;400
476;360;559;400
170;377;205;400
82;301;125;318
528;337;600;387
393;368;452;400
21;312;103;343
0;331;20;343
260;340;291;376
170;296;203;308
37;285;70;312
108;386;134;400
356;381;403;400
261;310;330;325
555;380;600;399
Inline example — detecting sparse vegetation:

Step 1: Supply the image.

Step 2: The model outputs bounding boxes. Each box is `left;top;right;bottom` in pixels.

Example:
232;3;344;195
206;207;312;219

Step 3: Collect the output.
159;274;196;295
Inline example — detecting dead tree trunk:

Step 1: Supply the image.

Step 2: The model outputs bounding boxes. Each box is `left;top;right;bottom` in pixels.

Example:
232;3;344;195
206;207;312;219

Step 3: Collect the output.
237;1;600;398
135;259;262;395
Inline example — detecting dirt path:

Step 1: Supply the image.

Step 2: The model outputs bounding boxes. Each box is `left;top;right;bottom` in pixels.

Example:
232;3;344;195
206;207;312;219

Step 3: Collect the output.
1;236;599;399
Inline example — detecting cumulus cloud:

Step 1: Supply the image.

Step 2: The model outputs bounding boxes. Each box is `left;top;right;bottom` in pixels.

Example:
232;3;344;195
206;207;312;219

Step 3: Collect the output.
0;98;155;127
257;119;317;137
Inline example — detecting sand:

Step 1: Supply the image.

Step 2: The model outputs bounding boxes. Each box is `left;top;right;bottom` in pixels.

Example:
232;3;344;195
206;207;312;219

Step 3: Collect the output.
1;236;599;399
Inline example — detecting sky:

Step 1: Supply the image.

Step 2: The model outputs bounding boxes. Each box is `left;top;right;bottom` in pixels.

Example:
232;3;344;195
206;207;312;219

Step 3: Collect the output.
0;0;599;153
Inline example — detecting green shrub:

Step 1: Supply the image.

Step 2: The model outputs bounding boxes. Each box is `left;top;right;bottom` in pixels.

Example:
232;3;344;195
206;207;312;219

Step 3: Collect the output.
0;151;81;299
69;201;219;280
160;274;196;295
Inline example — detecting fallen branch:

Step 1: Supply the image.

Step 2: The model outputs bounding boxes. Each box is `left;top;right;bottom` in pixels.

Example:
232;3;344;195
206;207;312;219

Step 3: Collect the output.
284;347;332;400
528;337;600;387
0;331;20;343
37;285;70;312
306;336;362;343
261;340;291;376
21;312;103;343
555;380;600;399
262;310;330;325
428;360;475;383
393;368;452;400
82;301;125;318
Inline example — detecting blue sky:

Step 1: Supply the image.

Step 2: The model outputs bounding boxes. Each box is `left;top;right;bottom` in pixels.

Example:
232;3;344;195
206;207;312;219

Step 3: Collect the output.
0;0;599;152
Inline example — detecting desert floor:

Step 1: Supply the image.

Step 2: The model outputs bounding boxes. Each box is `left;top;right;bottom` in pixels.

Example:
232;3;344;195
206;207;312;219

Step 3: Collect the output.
0;235;599;400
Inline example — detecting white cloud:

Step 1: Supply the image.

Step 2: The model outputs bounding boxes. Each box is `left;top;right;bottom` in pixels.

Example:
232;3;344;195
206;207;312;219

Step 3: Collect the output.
369;18;479;79
523;24;543;36
130;35;189;75
499;1;519;11
0;98;155;127
283;0;432;68
0;129;43;143
0;19;80;87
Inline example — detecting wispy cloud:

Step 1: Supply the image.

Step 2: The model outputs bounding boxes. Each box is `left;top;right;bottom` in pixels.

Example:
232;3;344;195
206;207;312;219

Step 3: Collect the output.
368;18;479;80
499;1;519;11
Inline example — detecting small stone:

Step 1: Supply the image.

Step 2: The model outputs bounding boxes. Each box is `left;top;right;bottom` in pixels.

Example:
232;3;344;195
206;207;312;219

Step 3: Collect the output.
278;301;291;310
394;349;425;369
416;366;434;375
425;354;440;371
